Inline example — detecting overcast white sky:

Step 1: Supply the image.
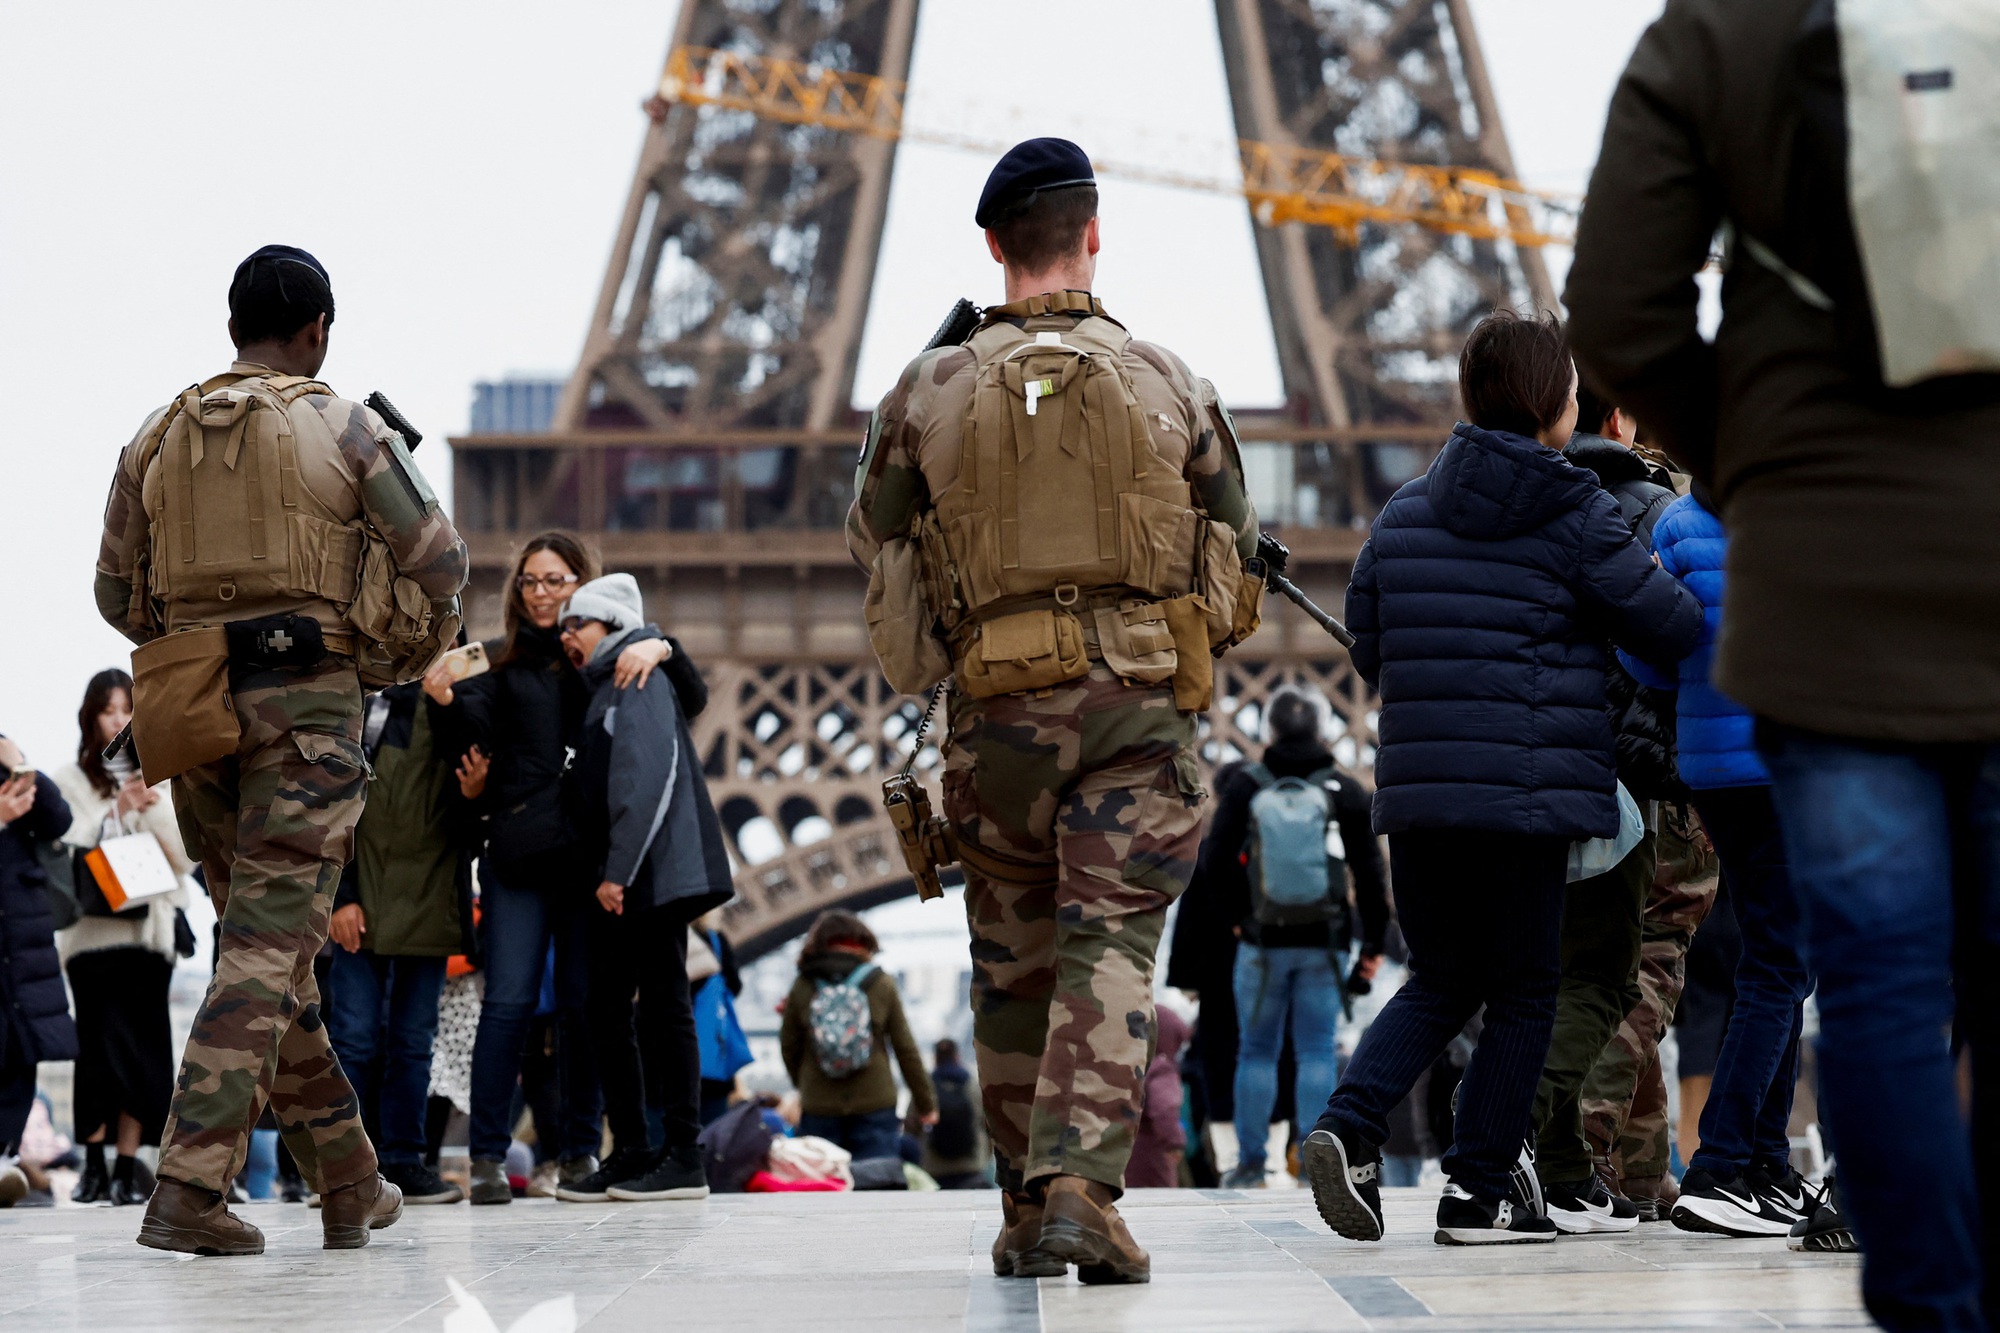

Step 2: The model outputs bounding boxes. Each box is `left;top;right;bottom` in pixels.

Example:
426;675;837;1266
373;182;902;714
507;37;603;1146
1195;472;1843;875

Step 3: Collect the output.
0;0;1663;767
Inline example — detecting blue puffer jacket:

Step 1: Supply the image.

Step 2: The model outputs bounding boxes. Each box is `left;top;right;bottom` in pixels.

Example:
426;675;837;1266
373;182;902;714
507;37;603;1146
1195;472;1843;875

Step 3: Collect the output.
1347;422;1703;838
1619;493;1768;789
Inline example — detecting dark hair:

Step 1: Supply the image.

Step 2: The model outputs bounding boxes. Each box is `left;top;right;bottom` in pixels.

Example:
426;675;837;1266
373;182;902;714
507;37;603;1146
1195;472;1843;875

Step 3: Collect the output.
228;248;336;346
77;668;134;799
498;530;600;665
1574;383;1616;436
1266;687;1322;744
800;909;879;961
991;184;1098;271
1458;310;1574;438
934;1037;960;1066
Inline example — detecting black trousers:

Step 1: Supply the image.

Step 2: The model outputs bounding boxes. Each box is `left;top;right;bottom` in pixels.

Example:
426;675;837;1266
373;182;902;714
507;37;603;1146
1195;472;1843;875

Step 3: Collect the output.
66;947;174;1144
1323;829;1567;1200
586;900;700;1154
0;1025;34;1155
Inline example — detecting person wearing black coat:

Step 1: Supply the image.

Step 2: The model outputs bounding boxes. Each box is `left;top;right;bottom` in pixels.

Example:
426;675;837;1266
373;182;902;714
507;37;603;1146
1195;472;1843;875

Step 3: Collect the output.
0;739;79;1203
1301;312;1701;1248
1528;392;1689;1231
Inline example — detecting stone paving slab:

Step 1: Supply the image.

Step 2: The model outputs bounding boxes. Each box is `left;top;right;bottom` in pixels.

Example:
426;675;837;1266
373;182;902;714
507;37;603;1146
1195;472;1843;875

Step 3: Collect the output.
0;1187;1870;1332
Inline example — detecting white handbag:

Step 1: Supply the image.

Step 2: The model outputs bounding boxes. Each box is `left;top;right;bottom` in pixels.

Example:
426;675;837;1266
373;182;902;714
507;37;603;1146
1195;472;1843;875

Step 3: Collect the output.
85;807;180;912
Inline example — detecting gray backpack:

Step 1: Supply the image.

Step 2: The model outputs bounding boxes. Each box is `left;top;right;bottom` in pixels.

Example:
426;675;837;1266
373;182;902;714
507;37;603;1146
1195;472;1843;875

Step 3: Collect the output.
1243;765;1349;929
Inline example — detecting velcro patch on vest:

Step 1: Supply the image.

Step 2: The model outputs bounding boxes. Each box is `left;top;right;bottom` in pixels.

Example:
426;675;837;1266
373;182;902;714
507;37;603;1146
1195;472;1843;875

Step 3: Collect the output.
981;610;1056;663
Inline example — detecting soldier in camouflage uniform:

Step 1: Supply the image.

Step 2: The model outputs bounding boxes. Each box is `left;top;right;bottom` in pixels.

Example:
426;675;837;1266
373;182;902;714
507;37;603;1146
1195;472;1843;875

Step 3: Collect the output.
95;246;468;1254
849;141;1256;1284
1580;802;1718;1216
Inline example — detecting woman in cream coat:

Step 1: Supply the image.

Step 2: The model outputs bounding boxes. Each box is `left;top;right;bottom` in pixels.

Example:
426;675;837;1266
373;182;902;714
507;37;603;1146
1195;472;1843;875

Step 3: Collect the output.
52;669;191;1205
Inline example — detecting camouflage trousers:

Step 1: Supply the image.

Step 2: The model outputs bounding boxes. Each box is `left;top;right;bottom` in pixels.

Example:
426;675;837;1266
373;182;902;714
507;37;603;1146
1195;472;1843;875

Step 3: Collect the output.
942;666;1203;1195
1581;847;1721;1184
162;657;374;1195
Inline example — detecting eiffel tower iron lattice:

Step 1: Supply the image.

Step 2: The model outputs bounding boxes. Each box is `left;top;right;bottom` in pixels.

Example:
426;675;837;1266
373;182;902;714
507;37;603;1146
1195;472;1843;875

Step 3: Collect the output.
452;0;1548;959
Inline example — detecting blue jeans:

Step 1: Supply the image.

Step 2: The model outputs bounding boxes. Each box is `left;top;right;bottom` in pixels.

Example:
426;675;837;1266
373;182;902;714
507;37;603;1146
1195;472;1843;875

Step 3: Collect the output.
1687;786;1811;1177
1760;726;1996;1333
468;860;602;1162
1231;944;1341;1168
1321;830;1567;1201
797;1108;902;1162
325;948;447;1168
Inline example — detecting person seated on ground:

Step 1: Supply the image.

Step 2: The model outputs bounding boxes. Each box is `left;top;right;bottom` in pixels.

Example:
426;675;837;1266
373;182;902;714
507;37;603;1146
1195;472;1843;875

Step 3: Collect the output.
918;1038;991;1189
1199;686;1388;1190
1302;310;1700;1248
324;671;481;1207
0;735;78;1208
780;910;936;1161
553;573;733;1203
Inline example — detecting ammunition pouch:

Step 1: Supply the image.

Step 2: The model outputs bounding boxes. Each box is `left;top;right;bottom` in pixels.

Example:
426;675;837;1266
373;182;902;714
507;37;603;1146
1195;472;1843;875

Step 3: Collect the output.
129;627;240;787
956;605;1089;699
1090;598;1176;686
1162;595;1214;712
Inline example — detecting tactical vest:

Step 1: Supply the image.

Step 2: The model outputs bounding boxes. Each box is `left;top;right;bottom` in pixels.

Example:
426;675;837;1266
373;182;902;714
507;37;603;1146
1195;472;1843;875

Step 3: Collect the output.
922;296;1214;696
135;370;447;687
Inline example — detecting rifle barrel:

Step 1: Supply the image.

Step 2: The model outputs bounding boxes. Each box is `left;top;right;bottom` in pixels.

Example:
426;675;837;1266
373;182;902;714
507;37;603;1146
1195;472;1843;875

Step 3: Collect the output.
1270;572;1357;648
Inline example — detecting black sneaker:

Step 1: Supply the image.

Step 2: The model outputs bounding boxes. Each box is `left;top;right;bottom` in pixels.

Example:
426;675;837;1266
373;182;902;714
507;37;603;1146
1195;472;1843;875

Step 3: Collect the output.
556;1147;659;1202
606;1145;710;1202
1787;1174;1857;1253
1746;1163;1814;1224
1670;1165;1798;1237
1434;1182;1559;1245
1300;1121;1383;1242
382;1162;466;1205
1542;1174;1640;1234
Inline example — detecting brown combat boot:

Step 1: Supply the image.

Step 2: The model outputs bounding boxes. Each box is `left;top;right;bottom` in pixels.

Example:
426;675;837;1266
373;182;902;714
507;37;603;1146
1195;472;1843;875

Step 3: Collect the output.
992;1191;1065;1278
321;1172;404;1249
1620;1170;1679;1223
1035;1175;1150;1284
136;1177;265;1256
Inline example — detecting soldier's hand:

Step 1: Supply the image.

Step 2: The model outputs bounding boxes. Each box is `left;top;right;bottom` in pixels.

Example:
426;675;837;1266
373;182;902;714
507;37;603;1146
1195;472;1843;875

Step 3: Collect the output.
456;746;490;800
614;636;672;691
596;881;625;915
330;904;367;953
422;657;458;706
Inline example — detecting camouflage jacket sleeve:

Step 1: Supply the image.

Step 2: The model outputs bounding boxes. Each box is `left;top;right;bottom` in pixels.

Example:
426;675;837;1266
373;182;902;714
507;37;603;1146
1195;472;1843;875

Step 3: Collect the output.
316;396;470;598
1189;375;1258;560
94;406;171;645
845;352;943;570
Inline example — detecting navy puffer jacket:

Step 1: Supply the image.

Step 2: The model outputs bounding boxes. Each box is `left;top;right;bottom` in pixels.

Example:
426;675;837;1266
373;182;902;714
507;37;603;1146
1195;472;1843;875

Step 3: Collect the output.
1347;422;1703;839
0;773;80;1064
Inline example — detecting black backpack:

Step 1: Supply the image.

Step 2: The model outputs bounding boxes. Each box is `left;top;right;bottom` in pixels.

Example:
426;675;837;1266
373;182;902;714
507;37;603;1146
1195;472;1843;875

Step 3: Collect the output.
928;1067;979;1160
696;1100;775;1193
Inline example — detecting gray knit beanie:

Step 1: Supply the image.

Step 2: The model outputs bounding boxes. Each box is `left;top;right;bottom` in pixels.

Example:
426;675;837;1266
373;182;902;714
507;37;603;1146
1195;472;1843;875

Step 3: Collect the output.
560;573;644;636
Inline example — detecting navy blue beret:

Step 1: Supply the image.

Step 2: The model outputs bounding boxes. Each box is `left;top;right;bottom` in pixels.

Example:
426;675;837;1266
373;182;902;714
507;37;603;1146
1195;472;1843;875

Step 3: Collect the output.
975;138;1096;229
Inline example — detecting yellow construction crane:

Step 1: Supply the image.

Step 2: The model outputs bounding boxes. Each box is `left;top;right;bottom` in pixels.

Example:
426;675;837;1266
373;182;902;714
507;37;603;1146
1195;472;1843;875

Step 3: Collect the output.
649;45;1575;249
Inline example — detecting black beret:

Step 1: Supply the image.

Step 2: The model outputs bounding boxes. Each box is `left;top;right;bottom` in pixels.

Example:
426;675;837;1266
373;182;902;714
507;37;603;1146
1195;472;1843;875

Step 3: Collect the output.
975;138;1095;229
231;244;332;300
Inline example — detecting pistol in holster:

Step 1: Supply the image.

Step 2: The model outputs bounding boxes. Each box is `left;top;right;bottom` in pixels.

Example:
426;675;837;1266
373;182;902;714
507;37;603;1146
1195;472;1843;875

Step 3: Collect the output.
882;772;959;901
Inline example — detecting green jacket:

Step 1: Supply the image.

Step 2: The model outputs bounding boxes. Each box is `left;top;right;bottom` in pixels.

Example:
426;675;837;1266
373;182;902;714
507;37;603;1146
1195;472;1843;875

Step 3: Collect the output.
336;683;471;957
781;952;936;1119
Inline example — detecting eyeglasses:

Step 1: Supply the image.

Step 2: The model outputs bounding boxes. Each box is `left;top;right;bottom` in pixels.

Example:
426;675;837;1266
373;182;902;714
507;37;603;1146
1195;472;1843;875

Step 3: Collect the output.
516;574;581;594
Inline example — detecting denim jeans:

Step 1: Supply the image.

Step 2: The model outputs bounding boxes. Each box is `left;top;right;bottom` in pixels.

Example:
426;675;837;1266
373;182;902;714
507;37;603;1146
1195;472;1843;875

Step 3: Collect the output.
1231;944;1341;1168
1760;725;1996;1333
797;1107;902;1162
1686;786;1810;1178
324;948;447;1168
1321;830;1567;1201
468;860;602;1162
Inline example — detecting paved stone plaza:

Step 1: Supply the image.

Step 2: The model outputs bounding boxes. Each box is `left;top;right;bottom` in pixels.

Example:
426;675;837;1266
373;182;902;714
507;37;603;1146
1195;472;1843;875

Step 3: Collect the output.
0;1187;1868;1332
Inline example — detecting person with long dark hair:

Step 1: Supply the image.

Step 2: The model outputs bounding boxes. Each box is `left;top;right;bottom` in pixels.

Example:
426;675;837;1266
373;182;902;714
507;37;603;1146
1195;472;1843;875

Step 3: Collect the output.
51;670;193;1205
422;532;693;1204
1301;311;1700;1246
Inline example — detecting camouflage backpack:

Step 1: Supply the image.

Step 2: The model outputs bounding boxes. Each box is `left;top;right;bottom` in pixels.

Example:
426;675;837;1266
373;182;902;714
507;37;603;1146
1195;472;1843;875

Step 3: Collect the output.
808;962;879;1079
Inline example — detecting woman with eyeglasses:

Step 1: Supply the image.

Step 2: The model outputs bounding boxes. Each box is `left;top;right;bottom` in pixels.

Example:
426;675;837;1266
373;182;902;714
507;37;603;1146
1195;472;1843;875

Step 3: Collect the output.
422;531;687;1205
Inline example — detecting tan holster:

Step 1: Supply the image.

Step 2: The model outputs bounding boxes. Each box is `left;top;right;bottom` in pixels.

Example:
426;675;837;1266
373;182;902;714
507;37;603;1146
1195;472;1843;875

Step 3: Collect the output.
130;628;239;786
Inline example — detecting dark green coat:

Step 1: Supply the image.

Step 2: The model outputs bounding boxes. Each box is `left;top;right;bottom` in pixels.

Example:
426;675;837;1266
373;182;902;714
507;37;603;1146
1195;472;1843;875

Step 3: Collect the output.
337;683;472;957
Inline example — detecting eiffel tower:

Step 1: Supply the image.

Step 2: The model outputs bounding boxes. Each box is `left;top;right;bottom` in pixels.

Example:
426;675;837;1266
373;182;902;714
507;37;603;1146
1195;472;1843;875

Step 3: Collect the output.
449;0;1550;959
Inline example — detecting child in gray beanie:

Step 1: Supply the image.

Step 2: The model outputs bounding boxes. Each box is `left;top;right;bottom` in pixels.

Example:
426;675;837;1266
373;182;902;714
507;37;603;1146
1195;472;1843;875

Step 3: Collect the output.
558;573;644;647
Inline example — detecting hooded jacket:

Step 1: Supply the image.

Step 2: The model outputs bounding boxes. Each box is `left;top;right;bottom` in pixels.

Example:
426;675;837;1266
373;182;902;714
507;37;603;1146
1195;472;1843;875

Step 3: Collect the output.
0;774;80;1064
779;951;936;1119
574;626;733;920
1622;493;1769;790
1346;422;1702;839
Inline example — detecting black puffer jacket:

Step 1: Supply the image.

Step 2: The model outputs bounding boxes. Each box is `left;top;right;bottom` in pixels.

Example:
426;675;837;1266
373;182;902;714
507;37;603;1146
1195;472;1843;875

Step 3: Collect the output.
454;625;589;869
1565;432;1686;800
0;774;79;1064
